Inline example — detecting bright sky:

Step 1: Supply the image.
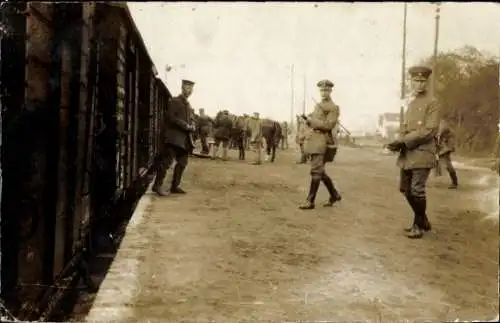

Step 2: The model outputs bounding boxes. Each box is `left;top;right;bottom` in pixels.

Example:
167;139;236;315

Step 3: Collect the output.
128;2;499;132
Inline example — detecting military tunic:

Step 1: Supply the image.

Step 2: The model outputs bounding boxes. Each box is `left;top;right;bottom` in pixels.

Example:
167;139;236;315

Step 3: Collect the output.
303;98;339;179
437;121;458;186
248;116;263;163
154;94;194;191
397;91;439;198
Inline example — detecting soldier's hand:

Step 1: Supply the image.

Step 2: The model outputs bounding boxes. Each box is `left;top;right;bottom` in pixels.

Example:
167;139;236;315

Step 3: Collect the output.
387;140;405;152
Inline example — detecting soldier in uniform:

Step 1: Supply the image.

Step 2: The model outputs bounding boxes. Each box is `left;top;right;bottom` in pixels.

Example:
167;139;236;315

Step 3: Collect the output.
386;66;439;239
212;110;233;160
437;118;458;189
248;112;263;165
280;121;290;149
153;79;196;196
295;115;308;164
197;108;213;155
299;79;342;210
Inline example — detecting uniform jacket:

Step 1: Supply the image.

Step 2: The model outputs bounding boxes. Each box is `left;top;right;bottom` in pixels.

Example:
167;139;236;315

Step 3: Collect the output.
164;95;195;150
248;117;263;143
295;117;307;145
437;122;456;156
197;114;213;137
213;112;233;140
281;122;290;137
303;98;339;155
397;91;439;170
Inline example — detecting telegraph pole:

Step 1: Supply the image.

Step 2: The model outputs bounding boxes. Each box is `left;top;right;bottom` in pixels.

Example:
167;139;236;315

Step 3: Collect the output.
431;2;441;96
399;2;408;129
290;64;295;126
302;73;306;114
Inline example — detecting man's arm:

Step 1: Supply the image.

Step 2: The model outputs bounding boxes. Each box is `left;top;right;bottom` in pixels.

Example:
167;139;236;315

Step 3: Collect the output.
400;100;439;150
308;104;339;132
167;98;190;132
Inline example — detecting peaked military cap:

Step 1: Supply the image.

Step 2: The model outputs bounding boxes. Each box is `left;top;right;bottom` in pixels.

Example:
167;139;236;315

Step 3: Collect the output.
317;79;334;88
182;79;195;86
408;66;432;80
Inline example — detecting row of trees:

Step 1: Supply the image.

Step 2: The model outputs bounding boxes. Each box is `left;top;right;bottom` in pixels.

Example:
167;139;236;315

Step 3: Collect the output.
417;46;499;155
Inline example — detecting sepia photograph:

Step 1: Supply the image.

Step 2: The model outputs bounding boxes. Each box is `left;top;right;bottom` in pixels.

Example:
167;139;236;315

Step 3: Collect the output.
0;1;499;322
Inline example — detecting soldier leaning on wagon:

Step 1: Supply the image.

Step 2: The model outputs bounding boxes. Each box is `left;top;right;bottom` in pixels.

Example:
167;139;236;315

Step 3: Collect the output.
152;79;196;196
299;79;342;210
386;66;439;239
248;112;264;165
437;118;458;189
212;110;233;161
197;108;213;155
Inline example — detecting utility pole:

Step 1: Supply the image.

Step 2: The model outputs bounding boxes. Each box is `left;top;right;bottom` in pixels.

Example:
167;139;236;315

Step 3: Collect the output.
431;2;441;97
302;73;306;114
290;64;295;126
399;2;408;130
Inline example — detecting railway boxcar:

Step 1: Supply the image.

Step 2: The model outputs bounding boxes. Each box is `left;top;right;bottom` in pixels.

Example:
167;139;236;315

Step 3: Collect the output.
1;2;98;320
1;2;168;321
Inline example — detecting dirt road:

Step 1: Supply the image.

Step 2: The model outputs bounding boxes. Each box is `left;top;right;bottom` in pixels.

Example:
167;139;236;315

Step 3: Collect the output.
81;145;499;322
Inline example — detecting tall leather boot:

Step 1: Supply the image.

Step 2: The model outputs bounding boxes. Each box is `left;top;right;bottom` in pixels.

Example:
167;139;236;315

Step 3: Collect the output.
170;164;186;194
152;161;169;196
403;193;417;232
406;196;431;239
299;178;321;210
448;170;458;189
322;174;342;207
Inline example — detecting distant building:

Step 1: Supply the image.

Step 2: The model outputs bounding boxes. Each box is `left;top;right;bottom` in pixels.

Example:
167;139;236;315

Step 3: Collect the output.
376;112;400;139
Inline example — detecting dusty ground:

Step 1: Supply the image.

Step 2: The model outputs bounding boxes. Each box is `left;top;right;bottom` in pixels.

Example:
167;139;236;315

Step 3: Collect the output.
77;144;499;322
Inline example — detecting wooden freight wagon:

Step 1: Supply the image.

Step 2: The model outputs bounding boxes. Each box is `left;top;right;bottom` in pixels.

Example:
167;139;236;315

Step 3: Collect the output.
1;2;97;320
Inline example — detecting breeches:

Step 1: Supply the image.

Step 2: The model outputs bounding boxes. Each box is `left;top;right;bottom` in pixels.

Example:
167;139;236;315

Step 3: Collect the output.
399;168;431;198
310;153;326;179
159;143;188;168
214;138;229;148
438;153;455;172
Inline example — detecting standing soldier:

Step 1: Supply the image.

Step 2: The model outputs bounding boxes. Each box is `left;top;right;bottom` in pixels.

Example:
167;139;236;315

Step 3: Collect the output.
295;115;308;164
437;118;458;189
153;79;196;196
386;66;439;239
248;112;263;165
197;108;213;155
212;110;233;161
280;121;290;149
299;79;342;210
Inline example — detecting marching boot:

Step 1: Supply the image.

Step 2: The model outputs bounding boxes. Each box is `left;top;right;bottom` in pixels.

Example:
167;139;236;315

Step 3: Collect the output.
403;194;417;232
448;170;458;189
406;197;429;238
152;166;169;196
299;178;321;210
321;174;342;207
170;164;186;194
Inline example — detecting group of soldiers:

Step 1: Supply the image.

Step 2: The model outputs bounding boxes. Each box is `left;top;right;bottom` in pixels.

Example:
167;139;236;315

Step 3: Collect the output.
191;109;291;164
151;66;499;240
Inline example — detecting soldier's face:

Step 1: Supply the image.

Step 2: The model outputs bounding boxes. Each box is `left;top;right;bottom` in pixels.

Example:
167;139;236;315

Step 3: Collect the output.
182;84;194;97
319;87;332;99
411;78;428;93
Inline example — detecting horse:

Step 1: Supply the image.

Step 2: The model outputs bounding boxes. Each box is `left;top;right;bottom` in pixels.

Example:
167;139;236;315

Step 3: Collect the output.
261;118;283;163
230;114;248;160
